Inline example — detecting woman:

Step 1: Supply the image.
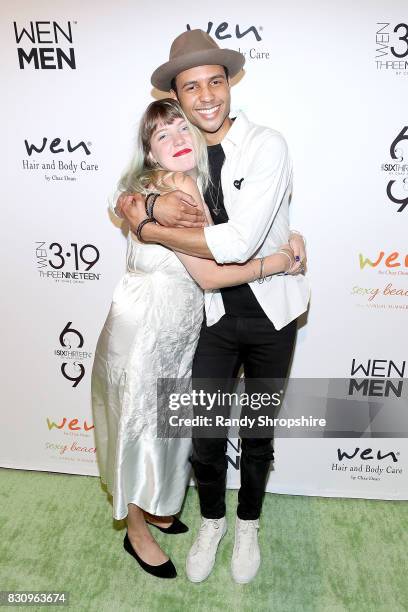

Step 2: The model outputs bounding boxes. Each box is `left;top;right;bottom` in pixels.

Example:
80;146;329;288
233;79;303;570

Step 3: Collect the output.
91;99;296;579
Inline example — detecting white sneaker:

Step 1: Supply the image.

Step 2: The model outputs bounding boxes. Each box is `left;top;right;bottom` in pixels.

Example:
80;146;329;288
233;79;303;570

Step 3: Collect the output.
186;517;227;583
231;517;261;584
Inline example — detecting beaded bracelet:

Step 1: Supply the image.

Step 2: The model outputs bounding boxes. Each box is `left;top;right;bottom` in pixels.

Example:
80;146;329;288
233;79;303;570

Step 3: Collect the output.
144;193;154;216
147;193;160;220
136;217;155;242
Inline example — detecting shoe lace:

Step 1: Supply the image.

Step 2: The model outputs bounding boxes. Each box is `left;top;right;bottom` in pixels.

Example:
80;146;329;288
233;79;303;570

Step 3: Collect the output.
235;520;259;554
195;519;222;553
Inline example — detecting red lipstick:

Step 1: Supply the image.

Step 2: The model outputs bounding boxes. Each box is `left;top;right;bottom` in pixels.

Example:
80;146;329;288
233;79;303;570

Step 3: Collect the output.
173;148;192;157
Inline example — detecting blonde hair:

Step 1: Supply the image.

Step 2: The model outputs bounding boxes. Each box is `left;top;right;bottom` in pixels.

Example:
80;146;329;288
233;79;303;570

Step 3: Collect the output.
118;98;209;196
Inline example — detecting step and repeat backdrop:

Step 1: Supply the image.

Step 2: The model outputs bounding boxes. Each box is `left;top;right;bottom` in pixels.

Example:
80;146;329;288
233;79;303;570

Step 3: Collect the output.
1;0;407;501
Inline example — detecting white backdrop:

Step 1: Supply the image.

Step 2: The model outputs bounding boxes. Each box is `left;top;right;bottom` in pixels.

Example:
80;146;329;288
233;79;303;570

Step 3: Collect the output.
1;0;407;500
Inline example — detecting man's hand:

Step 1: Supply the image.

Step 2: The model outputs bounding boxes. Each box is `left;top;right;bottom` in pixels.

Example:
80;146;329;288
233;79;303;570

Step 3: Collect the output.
114;190;206;228
288;231;307;274
154;191;205;228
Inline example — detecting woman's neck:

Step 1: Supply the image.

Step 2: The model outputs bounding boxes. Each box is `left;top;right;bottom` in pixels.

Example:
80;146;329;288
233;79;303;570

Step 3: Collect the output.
185;167;198;180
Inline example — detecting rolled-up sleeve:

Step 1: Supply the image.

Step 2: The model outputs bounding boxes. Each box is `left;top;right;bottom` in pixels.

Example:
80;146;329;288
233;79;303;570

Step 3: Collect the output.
204;132;292;263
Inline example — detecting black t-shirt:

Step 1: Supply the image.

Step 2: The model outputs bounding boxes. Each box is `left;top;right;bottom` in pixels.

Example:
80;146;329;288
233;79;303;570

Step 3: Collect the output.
204;143;265;317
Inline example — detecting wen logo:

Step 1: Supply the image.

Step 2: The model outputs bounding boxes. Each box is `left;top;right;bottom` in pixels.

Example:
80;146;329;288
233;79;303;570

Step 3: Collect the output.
227;438;241;469
187;21;261;41
24;137;91;157
349;358;405;398
337;447;398;462
359;251;408;269
47;417;94;431
14;20;76;70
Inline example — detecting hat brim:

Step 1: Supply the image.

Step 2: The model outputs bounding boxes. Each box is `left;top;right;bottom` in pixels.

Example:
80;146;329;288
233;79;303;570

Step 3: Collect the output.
151;48;245;92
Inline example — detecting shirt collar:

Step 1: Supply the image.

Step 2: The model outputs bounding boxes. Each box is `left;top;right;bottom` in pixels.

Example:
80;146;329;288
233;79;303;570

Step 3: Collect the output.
222;111;250;147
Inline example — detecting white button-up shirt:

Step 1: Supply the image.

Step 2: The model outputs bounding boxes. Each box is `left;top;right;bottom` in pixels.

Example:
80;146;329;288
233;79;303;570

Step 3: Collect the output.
203;111;310;330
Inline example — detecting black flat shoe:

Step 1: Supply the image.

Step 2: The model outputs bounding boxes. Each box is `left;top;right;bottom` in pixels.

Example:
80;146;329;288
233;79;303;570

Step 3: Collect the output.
123;532;177;579
146;516;189;534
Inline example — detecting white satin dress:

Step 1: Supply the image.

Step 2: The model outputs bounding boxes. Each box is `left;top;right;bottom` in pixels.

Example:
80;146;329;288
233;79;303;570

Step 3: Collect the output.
91;231;203;520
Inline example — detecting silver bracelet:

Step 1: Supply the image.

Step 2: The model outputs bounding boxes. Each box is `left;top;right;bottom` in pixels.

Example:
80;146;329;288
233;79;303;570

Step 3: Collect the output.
277;250;294;273
257;257;265;283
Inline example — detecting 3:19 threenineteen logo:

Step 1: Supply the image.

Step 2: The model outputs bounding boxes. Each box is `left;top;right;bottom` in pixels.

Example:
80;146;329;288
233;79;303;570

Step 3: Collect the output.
375;22;408;75
13;20;76;70
35;241;101;283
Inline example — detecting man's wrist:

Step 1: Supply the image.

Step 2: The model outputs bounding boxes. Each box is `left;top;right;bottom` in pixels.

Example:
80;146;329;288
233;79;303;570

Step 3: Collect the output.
151;194;163;223
139;220;161;242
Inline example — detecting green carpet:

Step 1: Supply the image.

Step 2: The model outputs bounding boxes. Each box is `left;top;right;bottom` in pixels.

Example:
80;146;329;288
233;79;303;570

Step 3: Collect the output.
0;468;407;612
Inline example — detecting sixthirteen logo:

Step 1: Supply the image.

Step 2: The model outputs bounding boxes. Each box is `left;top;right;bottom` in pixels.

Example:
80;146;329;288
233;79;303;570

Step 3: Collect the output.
381;127;408;213
54;322;92;387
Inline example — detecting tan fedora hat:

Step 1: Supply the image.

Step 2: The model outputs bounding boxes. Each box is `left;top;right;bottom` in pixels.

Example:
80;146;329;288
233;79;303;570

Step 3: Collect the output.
151;29;245;92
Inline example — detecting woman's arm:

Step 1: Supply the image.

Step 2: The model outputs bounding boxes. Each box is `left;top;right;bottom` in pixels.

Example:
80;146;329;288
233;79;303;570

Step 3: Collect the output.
165;174;293;290
178;248;292;290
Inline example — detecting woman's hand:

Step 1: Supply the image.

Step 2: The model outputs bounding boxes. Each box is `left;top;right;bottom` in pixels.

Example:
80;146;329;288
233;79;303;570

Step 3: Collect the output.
276;243;297;274
288;231;307;274
262;244;295;277
120;193;148;232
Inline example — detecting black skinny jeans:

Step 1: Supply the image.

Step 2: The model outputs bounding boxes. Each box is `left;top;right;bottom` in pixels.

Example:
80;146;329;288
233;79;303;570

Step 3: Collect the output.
191;314;297;520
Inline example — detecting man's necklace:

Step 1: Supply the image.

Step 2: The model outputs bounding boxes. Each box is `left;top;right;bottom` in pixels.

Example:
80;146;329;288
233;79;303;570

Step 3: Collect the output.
209;178;222;216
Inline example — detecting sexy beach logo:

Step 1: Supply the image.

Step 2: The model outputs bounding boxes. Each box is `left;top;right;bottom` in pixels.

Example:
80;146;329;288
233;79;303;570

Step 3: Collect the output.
45;438;96;457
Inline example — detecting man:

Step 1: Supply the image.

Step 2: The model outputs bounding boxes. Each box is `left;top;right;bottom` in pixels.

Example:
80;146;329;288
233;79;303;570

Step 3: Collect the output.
114;29;310;584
